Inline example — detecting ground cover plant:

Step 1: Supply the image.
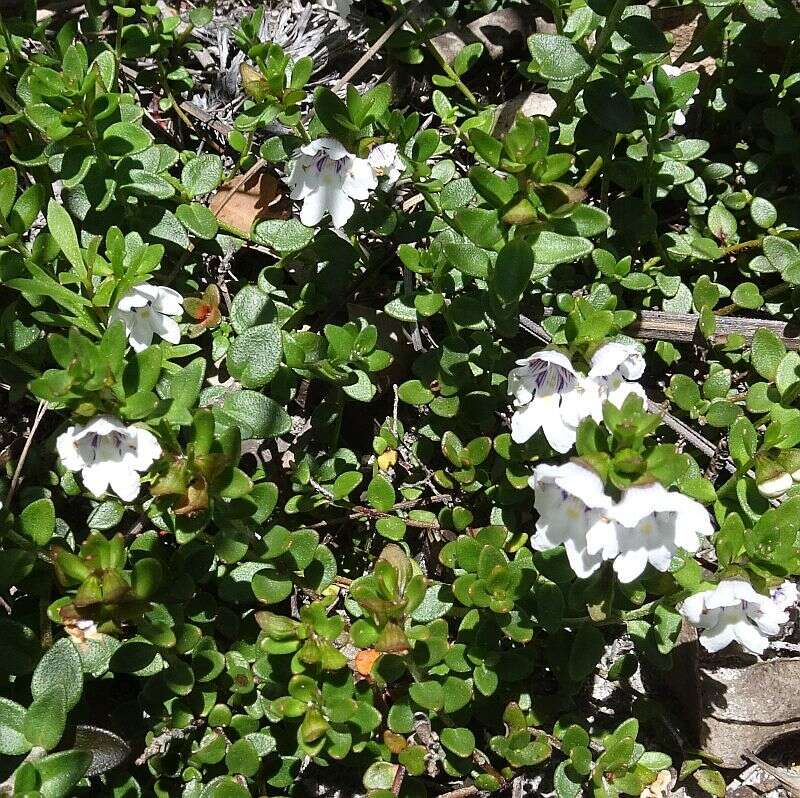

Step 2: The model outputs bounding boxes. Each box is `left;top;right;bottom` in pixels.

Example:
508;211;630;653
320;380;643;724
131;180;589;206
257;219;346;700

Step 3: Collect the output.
0;0;799;795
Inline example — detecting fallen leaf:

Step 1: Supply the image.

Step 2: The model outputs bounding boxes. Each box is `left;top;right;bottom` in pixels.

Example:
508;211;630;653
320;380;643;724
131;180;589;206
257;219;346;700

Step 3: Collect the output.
377;449;398;471
210;170;290;235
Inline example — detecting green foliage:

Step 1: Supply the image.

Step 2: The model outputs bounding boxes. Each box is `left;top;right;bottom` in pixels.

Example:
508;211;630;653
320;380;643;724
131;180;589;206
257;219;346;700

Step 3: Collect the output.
1;0;799;795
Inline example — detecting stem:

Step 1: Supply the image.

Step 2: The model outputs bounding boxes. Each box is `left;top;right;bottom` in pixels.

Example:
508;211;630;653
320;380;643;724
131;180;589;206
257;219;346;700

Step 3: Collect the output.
407;16;479;109
723;229;800;256
715;282;790;316
293;120;311;145
561;599;661;627
577;133;623;192
644;114;663;212
551;0;627;124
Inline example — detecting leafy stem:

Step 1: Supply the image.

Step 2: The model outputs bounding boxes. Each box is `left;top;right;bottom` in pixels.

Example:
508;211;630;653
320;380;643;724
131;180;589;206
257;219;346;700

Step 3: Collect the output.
551;0;628;124
406;16;480;109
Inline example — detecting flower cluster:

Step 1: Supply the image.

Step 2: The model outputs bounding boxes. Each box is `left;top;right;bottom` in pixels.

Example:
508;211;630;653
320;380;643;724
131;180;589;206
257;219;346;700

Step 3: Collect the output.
679;579;798;655
508;342;644;453
530;462;713;583
285;138;404;229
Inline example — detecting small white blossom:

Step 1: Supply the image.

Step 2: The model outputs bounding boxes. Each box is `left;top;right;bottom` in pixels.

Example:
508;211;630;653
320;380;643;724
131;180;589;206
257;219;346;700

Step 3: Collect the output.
589;341;647;409
111;283;184;353
772;580;799;612
368;143;404;187
286;138;377;229
606;482;713;583
679;579;791;655
529;462;615;578
509;350;602;453
56;415;161;502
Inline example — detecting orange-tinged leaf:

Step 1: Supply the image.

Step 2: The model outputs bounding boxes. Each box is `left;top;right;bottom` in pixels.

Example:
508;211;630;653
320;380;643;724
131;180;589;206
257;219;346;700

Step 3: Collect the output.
355;648;381;676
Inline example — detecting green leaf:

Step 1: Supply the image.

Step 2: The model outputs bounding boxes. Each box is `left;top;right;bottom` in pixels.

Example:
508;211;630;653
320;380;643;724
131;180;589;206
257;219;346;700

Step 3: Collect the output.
491;238;534;304
409;680;444;711
584;77;645;133
31;638;83;711
440;727;475;758
568;624;605;681
751;328;786;382
225;738;260;776
36;750;92;798
0;166;17;217
366;474;396;512
227;323;282;388
731;282;763;310
750;197;777;229
221;390;291;439
0;697;30;755
199;776;252;798
19;498;55;545
102;121;153;158
728;417;757;468
398;379;434;405
251;568;294;604
531;231;592;267
527;33;589;81
24;686;66;750
47;200;85;279
176;202;219;239
694;768;726;797
166;357;205;424
182;154;223;197
254;218;315;253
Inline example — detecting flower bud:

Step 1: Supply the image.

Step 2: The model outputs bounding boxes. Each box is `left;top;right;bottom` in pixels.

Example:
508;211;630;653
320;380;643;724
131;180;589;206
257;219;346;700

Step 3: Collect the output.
755;456;793;498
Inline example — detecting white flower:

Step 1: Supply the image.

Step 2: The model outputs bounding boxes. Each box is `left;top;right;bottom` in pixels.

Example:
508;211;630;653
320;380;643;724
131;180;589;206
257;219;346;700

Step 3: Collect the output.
771;580;799;612
589;341;647;409
56;415;161;502
529;462;616;578
286;138;377;229
606;482;713;583
110;283;184;353
368;143;404;187
679;579;791;655
509;350;602;453
315;0;351;16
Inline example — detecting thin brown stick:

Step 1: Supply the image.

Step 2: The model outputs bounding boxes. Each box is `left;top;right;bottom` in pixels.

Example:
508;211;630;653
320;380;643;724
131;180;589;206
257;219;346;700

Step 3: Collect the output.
7;400;47;507
434;787;478;798
743;750;800;798
391;764;407;796
332;10;409;94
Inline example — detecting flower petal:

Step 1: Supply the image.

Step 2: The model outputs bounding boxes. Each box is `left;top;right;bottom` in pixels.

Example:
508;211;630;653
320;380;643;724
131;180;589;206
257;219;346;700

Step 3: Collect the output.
511;401;542;444
150;285;184;316
150;313;181;345
343;156;378;200
56;427;84;471
613;547;649;583
81;463;111;498
107;463;141;502
699;616;737;653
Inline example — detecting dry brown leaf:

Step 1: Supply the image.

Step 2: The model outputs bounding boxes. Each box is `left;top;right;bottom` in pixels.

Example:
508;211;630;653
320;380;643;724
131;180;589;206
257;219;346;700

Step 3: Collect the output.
209;170;290;235
355;648;381;676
